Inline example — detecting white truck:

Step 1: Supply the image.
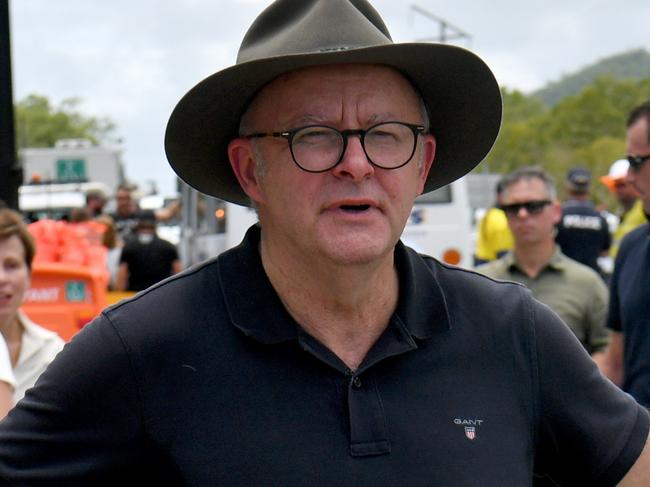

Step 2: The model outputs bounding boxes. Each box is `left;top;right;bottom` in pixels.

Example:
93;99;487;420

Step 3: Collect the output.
20;138;125;192
18;139;126;220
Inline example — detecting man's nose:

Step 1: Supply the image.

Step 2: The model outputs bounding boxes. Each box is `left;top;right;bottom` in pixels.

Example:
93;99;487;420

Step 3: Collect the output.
513;206;528;218
331;135;374;181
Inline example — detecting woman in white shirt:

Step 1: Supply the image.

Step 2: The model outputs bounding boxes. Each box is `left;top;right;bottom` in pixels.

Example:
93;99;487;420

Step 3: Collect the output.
0;208;64;415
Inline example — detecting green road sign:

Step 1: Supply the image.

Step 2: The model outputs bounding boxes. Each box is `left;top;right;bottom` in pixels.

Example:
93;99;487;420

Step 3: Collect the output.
56;159;86;181
65;280;87;302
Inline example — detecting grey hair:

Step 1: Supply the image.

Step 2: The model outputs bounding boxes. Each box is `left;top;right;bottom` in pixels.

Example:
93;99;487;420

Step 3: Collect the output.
500;166;557;201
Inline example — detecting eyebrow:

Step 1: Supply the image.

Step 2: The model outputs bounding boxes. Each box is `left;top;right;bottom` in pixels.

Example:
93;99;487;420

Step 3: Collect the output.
367;113;397;124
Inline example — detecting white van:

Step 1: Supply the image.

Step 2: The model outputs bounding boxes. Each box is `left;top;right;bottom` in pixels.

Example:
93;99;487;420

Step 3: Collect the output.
401;177;472;268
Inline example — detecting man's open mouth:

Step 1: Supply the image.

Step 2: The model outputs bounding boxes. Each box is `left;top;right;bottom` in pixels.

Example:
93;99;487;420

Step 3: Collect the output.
340;204;371;212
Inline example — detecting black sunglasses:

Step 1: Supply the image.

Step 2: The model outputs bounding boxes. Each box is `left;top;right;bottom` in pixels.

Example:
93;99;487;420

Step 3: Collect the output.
627;154;650;171
500;200;551;216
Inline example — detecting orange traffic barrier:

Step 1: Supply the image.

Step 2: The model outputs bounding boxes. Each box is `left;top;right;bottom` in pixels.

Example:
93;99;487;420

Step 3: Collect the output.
21;263;109;342
28;219;109;275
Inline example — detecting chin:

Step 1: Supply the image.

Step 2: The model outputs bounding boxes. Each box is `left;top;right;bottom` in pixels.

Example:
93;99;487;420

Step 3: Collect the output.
318;232;397;266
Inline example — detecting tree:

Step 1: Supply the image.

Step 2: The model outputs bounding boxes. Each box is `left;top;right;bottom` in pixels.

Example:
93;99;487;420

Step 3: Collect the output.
14;94;116;149
478;76;650;209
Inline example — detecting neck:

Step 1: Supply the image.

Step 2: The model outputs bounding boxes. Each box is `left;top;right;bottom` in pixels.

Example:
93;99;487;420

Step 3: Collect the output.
259;235;399;371
513;240;556;279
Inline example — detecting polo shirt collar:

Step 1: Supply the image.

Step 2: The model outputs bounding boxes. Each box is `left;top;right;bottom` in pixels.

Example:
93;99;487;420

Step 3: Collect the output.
504;246;567;273
217;225;451;346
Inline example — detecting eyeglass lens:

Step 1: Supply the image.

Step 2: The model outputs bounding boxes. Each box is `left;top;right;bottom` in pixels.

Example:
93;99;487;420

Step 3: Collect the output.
501;200;551;216
291;122;418;172
627;154;650;171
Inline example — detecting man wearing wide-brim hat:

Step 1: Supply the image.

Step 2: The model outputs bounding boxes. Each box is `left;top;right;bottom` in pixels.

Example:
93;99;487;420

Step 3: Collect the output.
0;0;648;485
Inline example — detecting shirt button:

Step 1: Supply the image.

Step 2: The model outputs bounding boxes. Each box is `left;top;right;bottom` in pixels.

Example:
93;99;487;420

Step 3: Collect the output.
352;376;362;388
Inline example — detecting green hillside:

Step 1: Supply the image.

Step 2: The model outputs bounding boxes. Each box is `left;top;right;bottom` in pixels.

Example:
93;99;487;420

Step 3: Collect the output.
532;48;650;106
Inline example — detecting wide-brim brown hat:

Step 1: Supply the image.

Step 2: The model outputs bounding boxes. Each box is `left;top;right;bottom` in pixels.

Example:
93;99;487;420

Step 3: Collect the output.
165;0;502;206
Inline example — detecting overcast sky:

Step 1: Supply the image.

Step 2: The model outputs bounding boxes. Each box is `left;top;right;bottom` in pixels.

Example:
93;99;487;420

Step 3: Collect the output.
9;0;650;196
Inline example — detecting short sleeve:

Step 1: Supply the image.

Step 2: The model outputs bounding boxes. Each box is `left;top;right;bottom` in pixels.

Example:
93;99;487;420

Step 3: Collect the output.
119;244;132;265
532;300;648;484
164;240;179;262
585;276;610;353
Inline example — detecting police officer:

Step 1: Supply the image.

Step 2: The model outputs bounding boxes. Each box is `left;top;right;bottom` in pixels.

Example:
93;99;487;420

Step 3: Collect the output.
555;167;610;276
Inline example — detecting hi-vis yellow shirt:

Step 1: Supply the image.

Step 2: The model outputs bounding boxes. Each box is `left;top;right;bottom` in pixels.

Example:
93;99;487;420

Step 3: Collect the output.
475;207;514;262
611;200;647;258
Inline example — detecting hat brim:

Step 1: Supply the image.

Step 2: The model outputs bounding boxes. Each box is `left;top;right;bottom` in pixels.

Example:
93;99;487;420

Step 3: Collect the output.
165;43;502;206
600;175;619;192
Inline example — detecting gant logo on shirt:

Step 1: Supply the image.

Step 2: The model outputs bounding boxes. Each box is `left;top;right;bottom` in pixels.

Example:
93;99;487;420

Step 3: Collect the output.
454;418;484;440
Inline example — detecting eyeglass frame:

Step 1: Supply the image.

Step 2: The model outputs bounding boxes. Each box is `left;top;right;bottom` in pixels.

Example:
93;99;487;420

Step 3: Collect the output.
500;199;552;217
626;154;650;172
243;121;427;173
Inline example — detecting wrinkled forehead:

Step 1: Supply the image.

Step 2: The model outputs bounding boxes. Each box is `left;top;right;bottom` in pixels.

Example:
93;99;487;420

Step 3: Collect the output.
242;63;424;128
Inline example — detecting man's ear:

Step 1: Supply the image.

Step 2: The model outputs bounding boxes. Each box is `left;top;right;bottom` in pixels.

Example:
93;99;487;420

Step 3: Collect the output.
227;138;265;204
417;134;436;194
550;201;562;225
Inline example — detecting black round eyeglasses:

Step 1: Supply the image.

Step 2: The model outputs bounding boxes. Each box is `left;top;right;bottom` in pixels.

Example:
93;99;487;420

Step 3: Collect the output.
243;121;426;173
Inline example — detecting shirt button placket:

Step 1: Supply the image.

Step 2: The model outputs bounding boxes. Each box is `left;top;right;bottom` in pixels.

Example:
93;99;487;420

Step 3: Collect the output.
346;371;390;457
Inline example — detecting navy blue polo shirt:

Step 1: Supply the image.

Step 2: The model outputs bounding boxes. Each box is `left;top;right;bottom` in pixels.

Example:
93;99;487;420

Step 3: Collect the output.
608;223;650;406
0;225;646;486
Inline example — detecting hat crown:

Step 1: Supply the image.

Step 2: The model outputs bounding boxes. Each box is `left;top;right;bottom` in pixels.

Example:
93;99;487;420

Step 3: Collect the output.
237;0;393;64
567;167;591;187
609;159;630;179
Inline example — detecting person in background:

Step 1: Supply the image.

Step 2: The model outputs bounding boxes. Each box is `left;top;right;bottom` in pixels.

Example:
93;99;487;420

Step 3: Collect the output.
0;1;648;485
115;215;181;292
555;166;611;277
474;178;513;265
94;215;121;290
600;158;647;258
598;100;650;408
0;208;64;406
84;188;107;218
109;184;154;242
477;167;609;355
110;184;181;243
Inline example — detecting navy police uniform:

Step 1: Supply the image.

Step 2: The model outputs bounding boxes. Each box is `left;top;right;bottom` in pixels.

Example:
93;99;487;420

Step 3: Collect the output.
556;199;610;274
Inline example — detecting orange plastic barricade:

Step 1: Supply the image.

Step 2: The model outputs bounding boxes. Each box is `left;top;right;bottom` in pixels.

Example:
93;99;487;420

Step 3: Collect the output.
21;263;109;342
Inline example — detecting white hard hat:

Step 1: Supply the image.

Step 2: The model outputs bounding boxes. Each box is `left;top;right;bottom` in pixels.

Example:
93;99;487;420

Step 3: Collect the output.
600;159;629;190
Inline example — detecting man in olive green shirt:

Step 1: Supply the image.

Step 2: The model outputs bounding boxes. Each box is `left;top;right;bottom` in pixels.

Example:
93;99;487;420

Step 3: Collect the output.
478;167;609;355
